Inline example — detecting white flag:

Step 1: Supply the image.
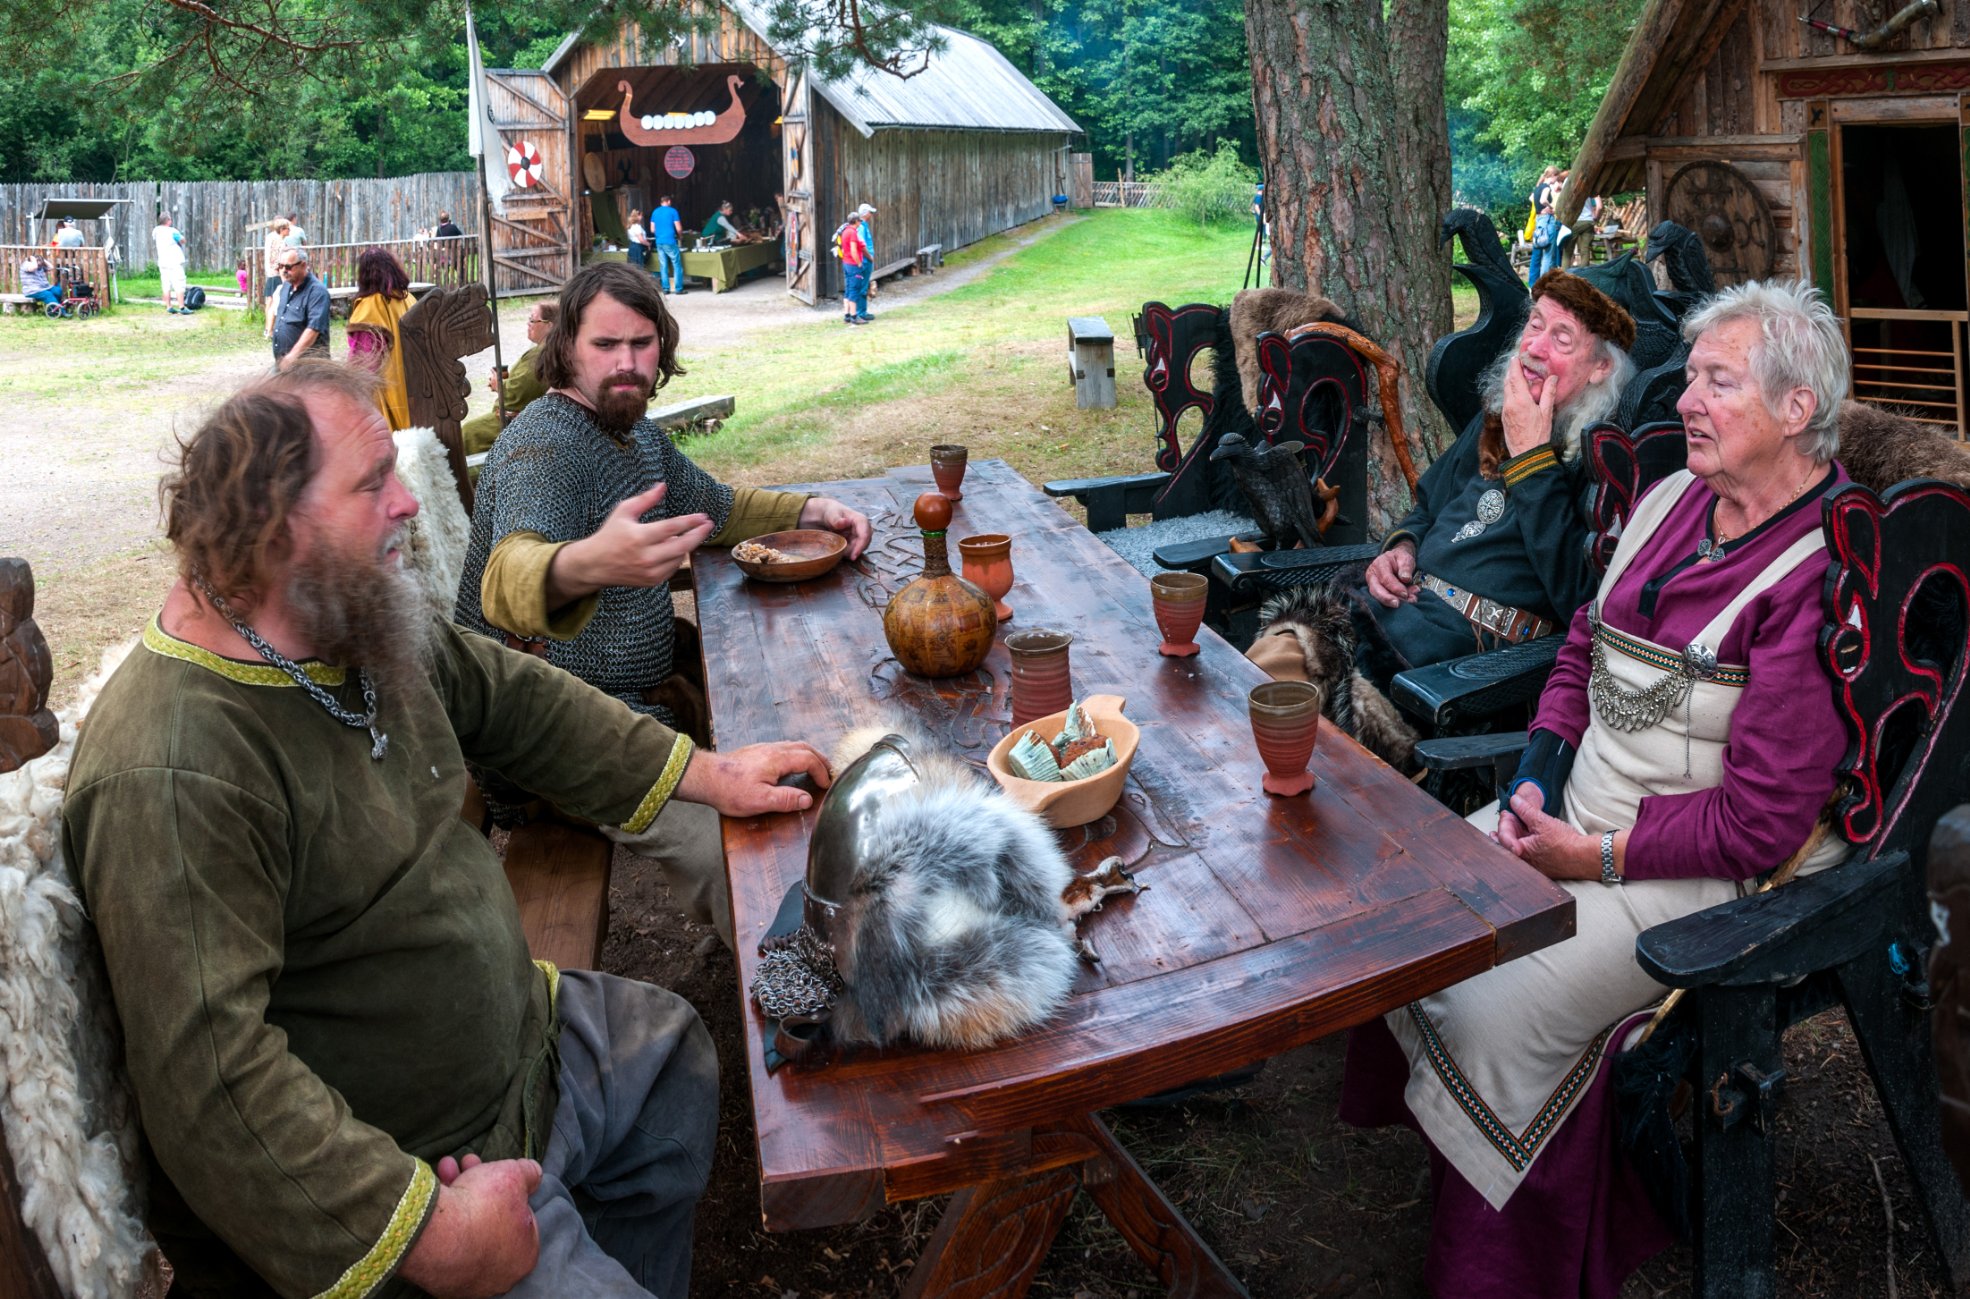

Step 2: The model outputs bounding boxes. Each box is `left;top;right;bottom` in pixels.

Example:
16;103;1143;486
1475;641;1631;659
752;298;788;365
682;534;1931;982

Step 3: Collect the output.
466;4;510;214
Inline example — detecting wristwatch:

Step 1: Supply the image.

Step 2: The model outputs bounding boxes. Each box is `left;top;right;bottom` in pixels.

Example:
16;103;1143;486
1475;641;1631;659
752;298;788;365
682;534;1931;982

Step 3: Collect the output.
1600;831;1622;885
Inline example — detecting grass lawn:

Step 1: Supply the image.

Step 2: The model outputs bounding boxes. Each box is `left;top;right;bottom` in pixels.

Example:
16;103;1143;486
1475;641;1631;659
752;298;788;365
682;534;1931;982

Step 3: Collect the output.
115;269;241;301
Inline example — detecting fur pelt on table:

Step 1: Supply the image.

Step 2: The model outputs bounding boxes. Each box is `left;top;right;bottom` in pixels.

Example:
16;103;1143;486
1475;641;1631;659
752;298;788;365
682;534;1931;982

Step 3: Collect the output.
1227;287;1350;416
0;637;158;1299
392;427;473;620
1252;585;1419;772
1835;401;1970;493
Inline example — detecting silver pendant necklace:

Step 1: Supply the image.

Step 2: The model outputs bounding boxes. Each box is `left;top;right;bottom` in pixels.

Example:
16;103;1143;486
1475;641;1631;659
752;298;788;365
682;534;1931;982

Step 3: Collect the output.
192;578;389;760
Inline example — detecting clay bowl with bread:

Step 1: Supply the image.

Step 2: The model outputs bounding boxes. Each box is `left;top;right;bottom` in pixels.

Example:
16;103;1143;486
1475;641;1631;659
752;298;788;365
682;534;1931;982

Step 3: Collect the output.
986;694;1139;829
731;530;848;583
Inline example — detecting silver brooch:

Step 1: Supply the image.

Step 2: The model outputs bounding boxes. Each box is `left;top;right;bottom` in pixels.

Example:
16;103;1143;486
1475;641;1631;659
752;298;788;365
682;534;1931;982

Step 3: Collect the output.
1683;642;1719;680
1452;488;1507;543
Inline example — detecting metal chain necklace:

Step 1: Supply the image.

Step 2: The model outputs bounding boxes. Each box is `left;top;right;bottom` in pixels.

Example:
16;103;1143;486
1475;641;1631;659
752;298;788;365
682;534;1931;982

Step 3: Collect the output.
1587;608;1719;777
192;577;389;760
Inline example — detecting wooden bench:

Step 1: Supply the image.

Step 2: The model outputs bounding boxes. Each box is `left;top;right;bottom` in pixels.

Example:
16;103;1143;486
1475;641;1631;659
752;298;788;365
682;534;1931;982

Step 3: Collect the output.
1;293;37;316
915;243;943;274
867;257;917;298
1066;315;1117;409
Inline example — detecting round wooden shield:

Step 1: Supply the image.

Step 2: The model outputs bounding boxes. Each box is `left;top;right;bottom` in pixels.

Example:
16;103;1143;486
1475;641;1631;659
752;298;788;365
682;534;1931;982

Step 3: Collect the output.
1662;162;1776;286
581;153;606;192
664;146;695;179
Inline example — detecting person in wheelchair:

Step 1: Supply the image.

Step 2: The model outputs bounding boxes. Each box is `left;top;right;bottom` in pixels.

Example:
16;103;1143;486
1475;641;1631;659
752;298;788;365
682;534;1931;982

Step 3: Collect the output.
1249;271;1639;721
1341;279;1854;1297
19;253;61;308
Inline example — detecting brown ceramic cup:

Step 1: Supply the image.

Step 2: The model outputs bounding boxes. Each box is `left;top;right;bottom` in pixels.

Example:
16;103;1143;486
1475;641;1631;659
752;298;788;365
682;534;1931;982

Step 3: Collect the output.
1150;571;1210;657
930;444;969;501
958;533;1014;622
1248;680;1322;797
1005;627;1074;728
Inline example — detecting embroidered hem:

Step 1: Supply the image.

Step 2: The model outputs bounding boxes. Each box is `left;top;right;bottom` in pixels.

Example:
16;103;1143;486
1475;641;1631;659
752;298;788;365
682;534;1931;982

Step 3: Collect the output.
309;1159;436;1299
144;619;346;687
1406;1002;1613;1173
621;735;695;833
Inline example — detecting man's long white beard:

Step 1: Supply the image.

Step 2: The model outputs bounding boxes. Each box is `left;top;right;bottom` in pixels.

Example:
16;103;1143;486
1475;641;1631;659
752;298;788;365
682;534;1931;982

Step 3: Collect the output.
1480;347;1630;462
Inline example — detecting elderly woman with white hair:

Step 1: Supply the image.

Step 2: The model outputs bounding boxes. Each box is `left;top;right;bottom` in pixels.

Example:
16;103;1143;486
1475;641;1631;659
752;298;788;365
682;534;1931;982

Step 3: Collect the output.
1341;279;1855;1298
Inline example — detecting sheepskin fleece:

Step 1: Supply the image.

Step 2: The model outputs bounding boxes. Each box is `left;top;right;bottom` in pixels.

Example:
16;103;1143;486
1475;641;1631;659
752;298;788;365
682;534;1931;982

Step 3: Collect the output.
1836;401;1970;494
0;637;153;1299
392;427;473;619
1228;287;1349;416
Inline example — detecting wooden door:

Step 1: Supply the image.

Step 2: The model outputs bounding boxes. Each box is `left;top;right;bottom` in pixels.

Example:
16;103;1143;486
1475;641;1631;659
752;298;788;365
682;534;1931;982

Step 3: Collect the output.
781;65;817;305
485;69;575;295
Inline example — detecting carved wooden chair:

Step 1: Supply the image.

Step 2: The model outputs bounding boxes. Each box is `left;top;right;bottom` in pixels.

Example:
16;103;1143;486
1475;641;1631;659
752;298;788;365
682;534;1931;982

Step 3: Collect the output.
1413;477;1970;1298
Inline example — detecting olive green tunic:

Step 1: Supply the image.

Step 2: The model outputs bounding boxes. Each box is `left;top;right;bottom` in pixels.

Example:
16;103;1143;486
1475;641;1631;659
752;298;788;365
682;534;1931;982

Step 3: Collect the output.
62;618;693;1299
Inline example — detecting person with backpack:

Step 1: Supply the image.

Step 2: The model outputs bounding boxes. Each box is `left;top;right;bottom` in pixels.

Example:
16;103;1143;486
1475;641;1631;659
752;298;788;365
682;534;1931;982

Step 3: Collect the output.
1528;198;1562;287
834;203;876;326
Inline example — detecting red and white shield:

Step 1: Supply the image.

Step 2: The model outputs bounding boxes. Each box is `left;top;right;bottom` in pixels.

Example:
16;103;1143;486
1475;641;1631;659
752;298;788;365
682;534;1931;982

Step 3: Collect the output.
506;141;543;188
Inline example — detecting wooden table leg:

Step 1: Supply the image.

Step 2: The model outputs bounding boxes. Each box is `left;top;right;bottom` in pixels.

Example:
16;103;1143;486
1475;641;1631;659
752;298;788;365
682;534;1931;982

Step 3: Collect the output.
1072;1114;1252;1299
900;1166;1080;1299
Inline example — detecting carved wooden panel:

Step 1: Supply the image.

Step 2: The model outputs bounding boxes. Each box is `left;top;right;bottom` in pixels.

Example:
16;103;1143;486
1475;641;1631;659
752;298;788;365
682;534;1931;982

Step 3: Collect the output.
400;283;497;512
0;558;57;774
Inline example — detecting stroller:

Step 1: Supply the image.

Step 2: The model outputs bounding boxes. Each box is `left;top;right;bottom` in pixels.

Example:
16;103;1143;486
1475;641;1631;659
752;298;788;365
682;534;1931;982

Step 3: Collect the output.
43;264;102;319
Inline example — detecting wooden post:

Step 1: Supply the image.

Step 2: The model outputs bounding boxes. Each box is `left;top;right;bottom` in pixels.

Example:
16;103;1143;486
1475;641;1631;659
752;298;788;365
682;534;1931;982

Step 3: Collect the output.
1067;316;1117;409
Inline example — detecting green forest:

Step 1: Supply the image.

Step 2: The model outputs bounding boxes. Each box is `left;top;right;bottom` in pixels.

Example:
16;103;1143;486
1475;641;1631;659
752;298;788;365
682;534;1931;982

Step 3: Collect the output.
0;0;1646;222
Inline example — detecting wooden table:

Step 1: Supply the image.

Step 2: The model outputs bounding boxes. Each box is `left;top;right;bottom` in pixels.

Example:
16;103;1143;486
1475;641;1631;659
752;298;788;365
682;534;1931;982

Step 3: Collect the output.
695;458;1574;1298
681;241;778;292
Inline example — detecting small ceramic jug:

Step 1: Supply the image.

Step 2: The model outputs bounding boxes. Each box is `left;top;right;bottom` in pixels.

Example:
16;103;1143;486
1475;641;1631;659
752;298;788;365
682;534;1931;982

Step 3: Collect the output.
881;493;997;678
958;533;1014;622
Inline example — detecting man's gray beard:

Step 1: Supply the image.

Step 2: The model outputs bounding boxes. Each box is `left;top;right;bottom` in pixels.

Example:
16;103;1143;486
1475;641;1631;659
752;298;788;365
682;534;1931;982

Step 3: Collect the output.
283;540;433;701
1480;348;1627;461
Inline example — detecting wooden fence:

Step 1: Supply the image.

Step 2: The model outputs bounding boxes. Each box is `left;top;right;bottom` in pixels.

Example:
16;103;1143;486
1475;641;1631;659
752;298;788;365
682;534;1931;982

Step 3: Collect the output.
1091;180;1170;209
245;235;482;293
0;246;111;298
0;173;479;275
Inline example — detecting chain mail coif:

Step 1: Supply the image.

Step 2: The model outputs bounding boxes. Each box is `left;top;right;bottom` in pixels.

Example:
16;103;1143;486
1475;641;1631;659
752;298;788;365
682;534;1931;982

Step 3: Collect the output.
453;392;735;719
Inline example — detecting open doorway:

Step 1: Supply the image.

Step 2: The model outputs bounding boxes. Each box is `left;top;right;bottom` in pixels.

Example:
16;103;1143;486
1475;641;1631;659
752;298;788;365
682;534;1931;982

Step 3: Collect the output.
1839;122;1967;432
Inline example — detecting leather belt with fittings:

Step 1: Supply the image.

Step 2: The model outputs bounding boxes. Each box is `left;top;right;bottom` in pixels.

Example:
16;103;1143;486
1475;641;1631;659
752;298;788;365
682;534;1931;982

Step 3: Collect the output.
1419;573;1553;644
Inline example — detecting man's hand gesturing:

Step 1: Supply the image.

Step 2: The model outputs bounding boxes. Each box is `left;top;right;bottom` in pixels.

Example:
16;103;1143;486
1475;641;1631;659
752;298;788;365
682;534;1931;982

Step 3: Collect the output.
1365;540;1420;608
551;482;714;604
1501;353;1559;458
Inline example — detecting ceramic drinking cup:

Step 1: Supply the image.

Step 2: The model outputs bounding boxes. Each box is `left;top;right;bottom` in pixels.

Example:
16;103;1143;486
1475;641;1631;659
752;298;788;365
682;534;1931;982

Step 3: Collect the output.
1248;680;1322;796
1150;571;1210;657
1005;628;1074;728
958;533;1015;622
929;444;969;501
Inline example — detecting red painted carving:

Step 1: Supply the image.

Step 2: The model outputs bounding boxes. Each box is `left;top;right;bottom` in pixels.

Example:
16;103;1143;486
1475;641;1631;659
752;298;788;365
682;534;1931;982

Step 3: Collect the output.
1778;61;1970;99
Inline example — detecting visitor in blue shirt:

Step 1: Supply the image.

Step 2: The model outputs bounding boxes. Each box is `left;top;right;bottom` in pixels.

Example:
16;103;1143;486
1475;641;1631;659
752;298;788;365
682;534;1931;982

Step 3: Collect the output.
651;196;685;295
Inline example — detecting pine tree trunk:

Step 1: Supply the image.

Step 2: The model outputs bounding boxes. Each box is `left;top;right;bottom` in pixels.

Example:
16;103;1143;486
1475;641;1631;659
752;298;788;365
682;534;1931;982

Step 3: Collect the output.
1246;0;1455;533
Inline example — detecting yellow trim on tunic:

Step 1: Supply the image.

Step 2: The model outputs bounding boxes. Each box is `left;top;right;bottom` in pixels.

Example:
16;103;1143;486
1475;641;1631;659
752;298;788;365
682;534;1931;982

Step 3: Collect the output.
1501;445;1558;487
621;735;695;833
534;958;560;1011
309;1158;436;1299
143;618;346;687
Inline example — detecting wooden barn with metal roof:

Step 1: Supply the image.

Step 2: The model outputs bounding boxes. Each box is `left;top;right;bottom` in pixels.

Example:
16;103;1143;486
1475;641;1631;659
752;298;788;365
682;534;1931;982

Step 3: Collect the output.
476;2;1079;305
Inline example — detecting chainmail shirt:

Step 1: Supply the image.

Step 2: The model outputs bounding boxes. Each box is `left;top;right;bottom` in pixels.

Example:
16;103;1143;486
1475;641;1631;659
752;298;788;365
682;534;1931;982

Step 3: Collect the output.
454;392;735;720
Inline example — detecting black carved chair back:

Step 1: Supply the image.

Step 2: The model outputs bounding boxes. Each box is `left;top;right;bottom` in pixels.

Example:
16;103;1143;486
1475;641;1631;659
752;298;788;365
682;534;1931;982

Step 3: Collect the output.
1138;300;1222;483
1427;209;1529;434
1252;328;1373;546
1822;479;1970;876
1583;420;1690;573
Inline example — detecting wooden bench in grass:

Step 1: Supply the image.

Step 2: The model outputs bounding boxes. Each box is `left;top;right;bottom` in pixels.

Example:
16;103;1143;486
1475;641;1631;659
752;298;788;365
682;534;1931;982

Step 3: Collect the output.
1067;315;1117;409
915;243;943;273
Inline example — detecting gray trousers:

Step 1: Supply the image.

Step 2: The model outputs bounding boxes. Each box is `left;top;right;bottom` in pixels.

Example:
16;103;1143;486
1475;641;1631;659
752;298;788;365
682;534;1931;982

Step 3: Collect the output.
603;798;733;949
506;970;718;1299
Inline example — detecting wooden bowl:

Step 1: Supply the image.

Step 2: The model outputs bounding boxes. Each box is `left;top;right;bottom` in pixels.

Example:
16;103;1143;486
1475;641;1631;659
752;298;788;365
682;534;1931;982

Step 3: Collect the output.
732;529;848;583
986;694;1139;829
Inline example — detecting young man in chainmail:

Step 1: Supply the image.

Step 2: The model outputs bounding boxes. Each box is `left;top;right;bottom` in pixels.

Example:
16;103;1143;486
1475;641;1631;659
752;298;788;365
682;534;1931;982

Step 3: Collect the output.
454;262;870;945
63;360;833;1298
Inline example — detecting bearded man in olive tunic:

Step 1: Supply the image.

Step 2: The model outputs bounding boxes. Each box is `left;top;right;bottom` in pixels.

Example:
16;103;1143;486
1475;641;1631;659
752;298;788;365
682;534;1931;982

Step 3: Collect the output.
62;362;831;1299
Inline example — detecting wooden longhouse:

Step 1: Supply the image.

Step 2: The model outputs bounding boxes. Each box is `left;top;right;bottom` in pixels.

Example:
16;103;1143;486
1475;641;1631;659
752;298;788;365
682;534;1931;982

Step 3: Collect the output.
1566;0;1970;430
480;1;1079;305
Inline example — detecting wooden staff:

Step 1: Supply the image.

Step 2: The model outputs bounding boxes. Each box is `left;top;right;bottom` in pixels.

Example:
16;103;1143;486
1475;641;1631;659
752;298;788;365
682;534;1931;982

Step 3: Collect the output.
1283;320;1422;492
